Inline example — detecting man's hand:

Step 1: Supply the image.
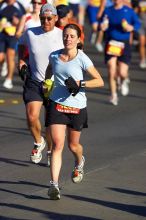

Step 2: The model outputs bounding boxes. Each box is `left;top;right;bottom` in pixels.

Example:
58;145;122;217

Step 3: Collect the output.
19;64;29;81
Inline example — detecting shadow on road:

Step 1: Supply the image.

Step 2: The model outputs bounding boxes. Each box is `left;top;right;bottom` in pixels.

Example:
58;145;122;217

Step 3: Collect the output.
65;195;146;217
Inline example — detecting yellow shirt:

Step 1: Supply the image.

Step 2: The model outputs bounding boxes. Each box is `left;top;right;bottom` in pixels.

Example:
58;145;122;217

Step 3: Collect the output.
88;0;101;7
55;0;68;6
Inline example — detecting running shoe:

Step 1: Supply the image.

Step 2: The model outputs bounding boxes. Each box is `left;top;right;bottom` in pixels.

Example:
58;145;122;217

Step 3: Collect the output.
48;184;60;200
95;43;103;53
30;137;46;164
72;156;85;183
0;61;7;77
3;78;13;89
139;60;146;69
109;93;118;106
121;78;130;96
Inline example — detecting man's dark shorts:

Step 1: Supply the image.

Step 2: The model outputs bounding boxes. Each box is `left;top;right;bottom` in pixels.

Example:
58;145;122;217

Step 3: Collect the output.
23;78;44;105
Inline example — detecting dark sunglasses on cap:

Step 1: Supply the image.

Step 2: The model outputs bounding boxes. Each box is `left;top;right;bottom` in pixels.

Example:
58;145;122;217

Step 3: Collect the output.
32;2;42;5
40;16;54;22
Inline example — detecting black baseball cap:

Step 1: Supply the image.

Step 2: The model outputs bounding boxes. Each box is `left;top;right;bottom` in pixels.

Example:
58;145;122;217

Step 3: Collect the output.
56;4;70;18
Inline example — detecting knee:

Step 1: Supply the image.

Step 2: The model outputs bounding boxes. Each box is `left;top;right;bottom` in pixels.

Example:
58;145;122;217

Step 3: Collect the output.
27;113;38;124
69;142;78;152
52;142;64;153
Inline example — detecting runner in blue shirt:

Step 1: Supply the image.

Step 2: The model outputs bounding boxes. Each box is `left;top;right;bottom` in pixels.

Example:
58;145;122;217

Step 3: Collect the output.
46;23;104;200
101;0;140;105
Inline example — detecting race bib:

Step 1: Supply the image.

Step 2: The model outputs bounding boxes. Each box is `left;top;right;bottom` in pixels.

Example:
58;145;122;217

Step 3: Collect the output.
139;1;146;13
106;40;125;56
56;104;80;114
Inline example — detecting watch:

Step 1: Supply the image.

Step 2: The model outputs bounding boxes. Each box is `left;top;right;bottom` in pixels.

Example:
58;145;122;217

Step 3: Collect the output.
80;80;86;88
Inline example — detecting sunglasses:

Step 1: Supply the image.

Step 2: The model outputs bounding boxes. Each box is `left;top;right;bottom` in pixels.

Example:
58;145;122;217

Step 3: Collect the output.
40;16;54;22
32;2;42;5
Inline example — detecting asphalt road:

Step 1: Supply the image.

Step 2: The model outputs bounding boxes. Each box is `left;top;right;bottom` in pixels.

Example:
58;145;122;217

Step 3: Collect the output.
0;32;146;219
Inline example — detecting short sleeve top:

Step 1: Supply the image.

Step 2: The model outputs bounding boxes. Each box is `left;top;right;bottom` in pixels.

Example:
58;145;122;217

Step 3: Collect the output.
49;49;93;109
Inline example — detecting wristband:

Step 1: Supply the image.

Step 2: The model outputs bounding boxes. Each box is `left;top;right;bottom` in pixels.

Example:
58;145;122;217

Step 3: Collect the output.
80;80;86;88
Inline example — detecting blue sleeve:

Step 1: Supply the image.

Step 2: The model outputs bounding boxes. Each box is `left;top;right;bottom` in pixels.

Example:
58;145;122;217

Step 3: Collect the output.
131;10;141;32
18;2;26;16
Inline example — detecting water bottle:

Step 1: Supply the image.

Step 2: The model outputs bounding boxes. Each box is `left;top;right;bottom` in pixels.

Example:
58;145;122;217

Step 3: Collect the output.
102;15;109;31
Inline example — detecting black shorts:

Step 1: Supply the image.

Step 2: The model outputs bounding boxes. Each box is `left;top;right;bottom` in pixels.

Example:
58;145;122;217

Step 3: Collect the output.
105;41;131;65
45;100;88;131
23;78;44;105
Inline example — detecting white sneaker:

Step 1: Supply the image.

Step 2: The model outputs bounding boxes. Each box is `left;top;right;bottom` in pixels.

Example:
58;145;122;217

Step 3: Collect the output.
121;78;130;96
139;60;146;69
109;93;118;106
48;183;60;200
30;137;46;164
95;43;104;52
3;78;13;89
0;61;7;77
72;156;85;183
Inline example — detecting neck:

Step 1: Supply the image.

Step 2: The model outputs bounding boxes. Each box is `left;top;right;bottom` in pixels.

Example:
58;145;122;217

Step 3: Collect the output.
115;3;123;9
61;48;78;62
64;48;78;57
32;12;40;20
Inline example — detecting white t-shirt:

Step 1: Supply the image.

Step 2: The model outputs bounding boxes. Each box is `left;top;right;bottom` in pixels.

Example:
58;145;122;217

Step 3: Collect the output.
19;26;64;82
24;14;41;30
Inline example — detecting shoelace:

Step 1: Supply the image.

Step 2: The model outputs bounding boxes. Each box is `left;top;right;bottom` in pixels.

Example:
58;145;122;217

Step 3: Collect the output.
73;168;83;177
31;145;40;155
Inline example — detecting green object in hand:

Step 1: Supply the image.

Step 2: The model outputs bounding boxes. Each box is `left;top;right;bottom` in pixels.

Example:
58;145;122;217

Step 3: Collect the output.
43;79;54;98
